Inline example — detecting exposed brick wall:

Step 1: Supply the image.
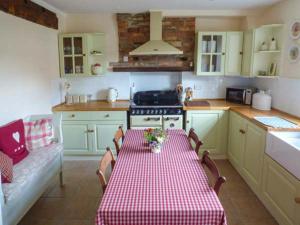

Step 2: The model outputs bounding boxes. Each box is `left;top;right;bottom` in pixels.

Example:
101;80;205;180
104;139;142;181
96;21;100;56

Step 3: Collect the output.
116;12;195;70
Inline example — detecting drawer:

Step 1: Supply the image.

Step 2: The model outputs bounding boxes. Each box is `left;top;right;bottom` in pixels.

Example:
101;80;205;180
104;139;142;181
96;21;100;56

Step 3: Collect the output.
62;111;126;121
130;115;162;127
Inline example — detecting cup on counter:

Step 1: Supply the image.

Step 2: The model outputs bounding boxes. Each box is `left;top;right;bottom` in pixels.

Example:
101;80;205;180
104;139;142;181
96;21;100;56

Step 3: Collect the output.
79;95;88;103
72;95;80;104
65;95;73;105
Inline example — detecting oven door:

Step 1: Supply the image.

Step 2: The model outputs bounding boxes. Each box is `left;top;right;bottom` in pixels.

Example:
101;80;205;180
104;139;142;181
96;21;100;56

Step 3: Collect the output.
163;116;183;129
226;88;245;104
130;115;162;129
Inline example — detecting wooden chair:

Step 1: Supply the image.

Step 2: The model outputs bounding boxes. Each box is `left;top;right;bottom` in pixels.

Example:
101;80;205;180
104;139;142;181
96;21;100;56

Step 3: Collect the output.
188;128;203;156
96;147;116;193
201;150;226;195
113;126;125;156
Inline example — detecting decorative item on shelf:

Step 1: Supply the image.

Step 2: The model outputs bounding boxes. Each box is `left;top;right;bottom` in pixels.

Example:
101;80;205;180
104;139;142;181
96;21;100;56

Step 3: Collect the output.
130;83;135;100
202;40;208;53
268;63;277;76
288;45;300;63
91;63;103;75
90;50;102;56
269;37;277;51
75;65;82;74
258;70;267;76
260;41;268;51
211;40;217;53
185;87;193;102
289;20;300;40
144;128;167;154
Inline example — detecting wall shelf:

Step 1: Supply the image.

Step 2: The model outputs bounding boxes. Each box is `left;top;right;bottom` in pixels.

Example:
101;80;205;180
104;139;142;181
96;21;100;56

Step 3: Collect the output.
255;50;281;54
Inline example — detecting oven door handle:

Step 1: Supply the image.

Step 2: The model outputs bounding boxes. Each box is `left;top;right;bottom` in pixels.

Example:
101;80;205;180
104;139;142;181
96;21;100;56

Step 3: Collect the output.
164;117;180;121
145;117;161;122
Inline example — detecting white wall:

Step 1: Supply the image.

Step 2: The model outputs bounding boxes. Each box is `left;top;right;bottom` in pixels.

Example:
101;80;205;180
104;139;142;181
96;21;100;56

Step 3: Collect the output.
253;0;300;117
62;13;119;64
196;16;244;31
182;72;253;99
0;12;60;125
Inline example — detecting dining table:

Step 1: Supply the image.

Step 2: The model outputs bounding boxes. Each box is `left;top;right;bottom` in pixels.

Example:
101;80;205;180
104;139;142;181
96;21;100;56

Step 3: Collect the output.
95;129;227;225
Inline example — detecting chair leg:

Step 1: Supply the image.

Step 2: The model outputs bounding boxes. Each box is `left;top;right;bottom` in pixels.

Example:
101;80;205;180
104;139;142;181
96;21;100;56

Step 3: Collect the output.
59;171;64;187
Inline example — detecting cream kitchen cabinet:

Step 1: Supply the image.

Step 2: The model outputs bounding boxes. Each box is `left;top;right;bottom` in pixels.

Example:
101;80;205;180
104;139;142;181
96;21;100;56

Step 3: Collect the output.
195;32;226;76
195;31;243;76
59;111;127;155
228;111;266;196
225;32;244;76
186;110;228;157
261;155;300;225
59;33;106;77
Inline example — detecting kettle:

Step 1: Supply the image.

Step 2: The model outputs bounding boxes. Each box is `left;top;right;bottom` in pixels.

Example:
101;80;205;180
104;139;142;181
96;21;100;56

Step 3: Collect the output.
107;88;118;103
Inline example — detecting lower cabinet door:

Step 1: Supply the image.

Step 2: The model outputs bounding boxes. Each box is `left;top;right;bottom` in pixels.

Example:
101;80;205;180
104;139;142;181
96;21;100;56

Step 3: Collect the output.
186;111;227;156
93;123;125;155
62;123;90;153
262;156;299;225
242;122;266;196
228;112;246;172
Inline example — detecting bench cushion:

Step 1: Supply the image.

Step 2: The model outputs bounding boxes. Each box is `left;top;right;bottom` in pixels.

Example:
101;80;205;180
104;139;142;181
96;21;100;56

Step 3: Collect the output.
2;143;63;202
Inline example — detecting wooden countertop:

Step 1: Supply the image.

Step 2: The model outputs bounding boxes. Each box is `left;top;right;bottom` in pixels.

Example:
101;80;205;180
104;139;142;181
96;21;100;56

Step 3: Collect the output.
183;99;245;110
52;100;130;112
184;99;300;131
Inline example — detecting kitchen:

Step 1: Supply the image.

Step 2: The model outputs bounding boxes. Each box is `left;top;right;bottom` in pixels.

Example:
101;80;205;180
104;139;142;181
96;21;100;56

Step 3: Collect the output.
0;0;300;225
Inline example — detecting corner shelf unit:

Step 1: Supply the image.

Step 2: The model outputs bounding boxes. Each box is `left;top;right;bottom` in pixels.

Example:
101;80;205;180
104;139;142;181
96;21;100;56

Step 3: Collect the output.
252;24;284;77
59;33;106;77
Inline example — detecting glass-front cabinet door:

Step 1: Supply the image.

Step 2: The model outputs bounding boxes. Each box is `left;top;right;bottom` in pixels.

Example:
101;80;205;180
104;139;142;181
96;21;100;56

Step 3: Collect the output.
59;34;87;77
196;32;226;76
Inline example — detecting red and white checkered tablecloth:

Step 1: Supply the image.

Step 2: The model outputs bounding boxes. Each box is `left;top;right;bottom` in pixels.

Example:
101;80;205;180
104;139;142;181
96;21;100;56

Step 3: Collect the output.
96;129;227;225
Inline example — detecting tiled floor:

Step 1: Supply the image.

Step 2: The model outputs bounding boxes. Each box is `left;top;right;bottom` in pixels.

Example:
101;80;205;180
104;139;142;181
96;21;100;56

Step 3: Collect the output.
18;160;278;225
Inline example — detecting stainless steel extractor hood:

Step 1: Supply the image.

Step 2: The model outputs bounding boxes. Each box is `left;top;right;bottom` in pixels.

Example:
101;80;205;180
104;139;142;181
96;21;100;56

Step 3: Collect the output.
129;11;183;56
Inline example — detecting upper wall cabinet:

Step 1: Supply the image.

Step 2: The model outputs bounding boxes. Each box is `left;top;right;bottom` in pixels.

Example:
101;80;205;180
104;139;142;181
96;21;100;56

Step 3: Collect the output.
195;32;226;76
242;24;284;77
195;31;243;76
225;32;244;76
59;33;106;77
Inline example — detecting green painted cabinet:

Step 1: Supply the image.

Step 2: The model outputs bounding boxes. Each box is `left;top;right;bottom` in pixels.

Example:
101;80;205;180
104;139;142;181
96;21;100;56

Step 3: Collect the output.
186;110;228;157
228;111;246;172
242;121;266;196
59;33;106;77
225;32;244;76
59;111;127;155
228;111;266;196
195;32;227;76
261;156;300;225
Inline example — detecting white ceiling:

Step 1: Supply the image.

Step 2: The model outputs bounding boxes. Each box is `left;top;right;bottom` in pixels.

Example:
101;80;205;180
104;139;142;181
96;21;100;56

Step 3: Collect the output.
42;0;283;13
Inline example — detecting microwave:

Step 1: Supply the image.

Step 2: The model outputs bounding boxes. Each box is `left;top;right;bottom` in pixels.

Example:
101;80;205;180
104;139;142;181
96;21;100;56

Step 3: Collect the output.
226;87;256;105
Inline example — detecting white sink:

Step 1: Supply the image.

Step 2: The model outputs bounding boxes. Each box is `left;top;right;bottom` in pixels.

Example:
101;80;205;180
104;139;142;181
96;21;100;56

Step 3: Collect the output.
266;132;300;180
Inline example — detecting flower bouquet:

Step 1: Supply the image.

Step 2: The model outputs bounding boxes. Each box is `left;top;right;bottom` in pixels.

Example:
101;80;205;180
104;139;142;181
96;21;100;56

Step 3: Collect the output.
144;128;167;153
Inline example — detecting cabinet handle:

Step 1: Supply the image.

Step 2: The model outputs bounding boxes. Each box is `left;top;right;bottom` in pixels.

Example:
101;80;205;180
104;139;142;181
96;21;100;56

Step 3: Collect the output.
186;120;190;124
239;129;246;134
164;117;180;121
145;117;160;121
70;114;75;118
83;54;86;56
86;129;94;133
222;52;225;55
295;197;300;204
105;114;110;118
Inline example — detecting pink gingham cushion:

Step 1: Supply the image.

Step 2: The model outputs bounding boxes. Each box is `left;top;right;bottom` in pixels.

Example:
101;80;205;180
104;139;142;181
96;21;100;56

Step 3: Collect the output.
0;151;13;183
24;119;54;151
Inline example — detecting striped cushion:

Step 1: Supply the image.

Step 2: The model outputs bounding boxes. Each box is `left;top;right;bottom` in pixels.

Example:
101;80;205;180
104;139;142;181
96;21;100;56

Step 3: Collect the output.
24;119;54;151
0;151;13;183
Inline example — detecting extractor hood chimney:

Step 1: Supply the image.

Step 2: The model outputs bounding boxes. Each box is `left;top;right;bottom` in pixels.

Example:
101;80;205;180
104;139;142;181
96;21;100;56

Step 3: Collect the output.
129;11;183;56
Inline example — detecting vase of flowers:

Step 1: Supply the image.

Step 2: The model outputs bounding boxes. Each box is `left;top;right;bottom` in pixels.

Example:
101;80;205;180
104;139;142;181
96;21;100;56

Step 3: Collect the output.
144;128;167;153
